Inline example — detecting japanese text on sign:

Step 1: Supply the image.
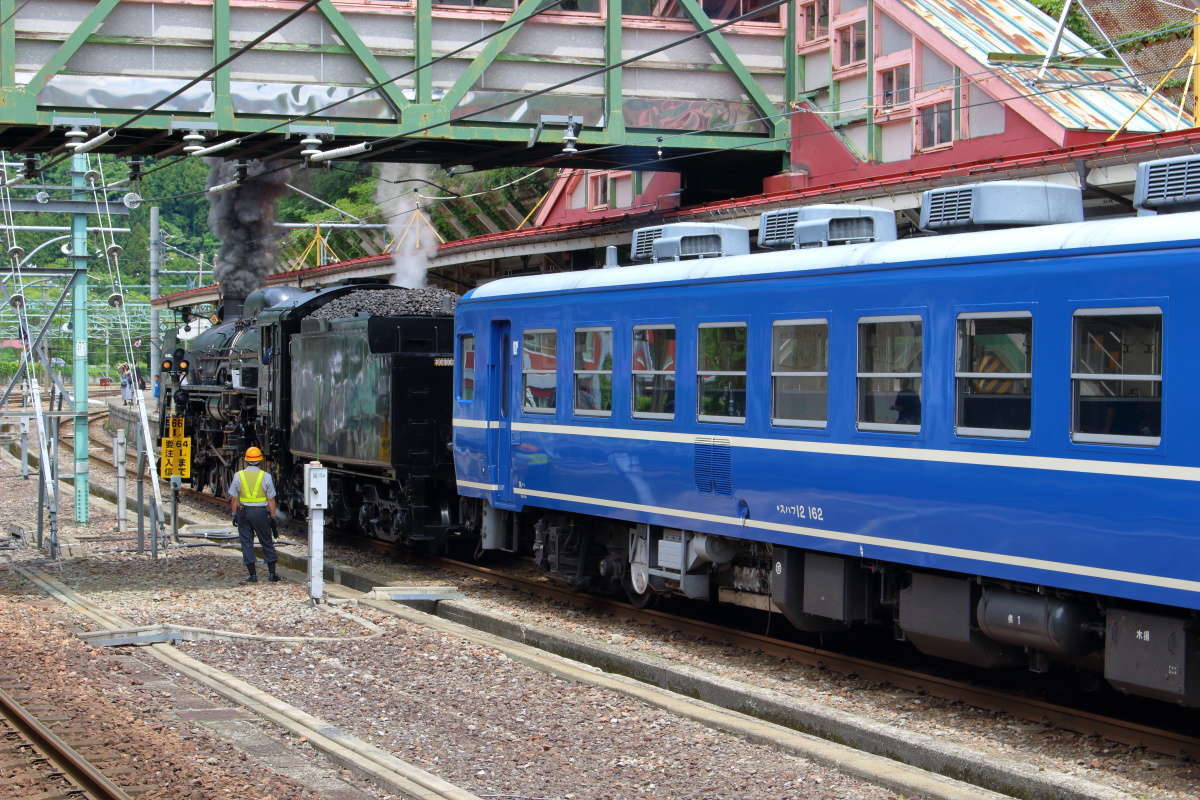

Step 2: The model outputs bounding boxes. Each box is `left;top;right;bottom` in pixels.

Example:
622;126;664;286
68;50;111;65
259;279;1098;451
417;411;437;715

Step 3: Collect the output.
159;434;192;479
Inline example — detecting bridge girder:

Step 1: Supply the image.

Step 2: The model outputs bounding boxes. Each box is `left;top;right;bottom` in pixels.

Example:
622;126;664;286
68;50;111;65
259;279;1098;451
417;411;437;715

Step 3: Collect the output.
0;0;797;195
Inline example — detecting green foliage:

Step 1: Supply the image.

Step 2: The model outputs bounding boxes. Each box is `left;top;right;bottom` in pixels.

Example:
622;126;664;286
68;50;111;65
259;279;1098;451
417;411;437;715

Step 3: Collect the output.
1026;0;1105;49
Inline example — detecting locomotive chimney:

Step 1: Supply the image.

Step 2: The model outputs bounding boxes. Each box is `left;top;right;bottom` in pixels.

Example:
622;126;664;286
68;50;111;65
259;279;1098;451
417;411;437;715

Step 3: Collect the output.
221;294;246;321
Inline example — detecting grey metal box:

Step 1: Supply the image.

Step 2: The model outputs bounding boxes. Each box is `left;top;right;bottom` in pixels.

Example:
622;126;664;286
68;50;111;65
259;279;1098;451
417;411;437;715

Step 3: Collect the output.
1105;609;1200;706
803;552;866;622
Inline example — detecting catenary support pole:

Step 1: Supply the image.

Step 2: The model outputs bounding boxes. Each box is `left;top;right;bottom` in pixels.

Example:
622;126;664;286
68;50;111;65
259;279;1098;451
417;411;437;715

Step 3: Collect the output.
48;389;60;559
19;416;27;478
114;428;126;532
70;150;89;522
149;207;160;383
136;428;145;552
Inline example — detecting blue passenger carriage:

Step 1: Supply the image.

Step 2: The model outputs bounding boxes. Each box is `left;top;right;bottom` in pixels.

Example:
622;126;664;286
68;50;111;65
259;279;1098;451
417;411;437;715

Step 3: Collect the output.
453;155;1200;705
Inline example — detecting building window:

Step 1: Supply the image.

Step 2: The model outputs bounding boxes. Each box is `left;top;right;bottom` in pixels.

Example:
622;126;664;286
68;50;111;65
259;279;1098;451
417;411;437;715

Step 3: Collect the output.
633;325;676;419
879;65;910;107
574;327;613;416
436;0;600;11
458;334;475;402
772;320;828;427
858;316;921;432
919;101;953;148
837;22;867;66
801;0;829;41
522;329;557;413
588;173;609;210
956;313;1031;438
623;0;779;22
1072;308;1162;445
698;323;747;423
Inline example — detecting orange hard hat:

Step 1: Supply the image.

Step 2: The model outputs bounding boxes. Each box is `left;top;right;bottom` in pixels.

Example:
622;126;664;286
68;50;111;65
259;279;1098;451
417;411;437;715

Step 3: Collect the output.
245;446;263;462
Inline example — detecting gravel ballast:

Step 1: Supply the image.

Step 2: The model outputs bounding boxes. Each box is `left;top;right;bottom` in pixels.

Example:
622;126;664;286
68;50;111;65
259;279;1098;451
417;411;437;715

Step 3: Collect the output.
14;422;1200;799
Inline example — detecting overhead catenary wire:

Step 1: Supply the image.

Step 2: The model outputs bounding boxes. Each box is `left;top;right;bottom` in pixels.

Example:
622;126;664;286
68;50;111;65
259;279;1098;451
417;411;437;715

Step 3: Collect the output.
134;8;1198;213
122;2;1194;204
121;0;568;186
85;153;169;541
35;0;323;176
565;16;1200;164
0;153;62;554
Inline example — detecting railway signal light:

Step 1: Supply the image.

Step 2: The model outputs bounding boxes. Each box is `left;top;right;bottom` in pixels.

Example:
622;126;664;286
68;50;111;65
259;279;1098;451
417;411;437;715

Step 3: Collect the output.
161;350;189;376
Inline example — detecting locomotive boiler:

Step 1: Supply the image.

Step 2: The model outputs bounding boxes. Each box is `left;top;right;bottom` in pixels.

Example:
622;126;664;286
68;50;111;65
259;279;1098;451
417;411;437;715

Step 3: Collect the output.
177;282;460;548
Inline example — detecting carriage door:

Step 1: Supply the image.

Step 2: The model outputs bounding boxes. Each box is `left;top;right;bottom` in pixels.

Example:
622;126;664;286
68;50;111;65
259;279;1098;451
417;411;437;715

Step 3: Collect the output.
488;319;516;506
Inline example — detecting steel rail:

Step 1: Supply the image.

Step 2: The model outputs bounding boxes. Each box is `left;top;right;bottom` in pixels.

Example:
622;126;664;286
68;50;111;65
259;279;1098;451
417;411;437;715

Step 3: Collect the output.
436;557;1200;761
0;685;133;800
81;407;1200;758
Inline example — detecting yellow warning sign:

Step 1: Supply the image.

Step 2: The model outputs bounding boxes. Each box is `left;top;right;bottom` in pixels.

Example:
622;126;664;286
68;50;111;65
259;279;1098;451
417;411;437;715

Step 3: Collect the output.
159;436;192;479
166;416;185;438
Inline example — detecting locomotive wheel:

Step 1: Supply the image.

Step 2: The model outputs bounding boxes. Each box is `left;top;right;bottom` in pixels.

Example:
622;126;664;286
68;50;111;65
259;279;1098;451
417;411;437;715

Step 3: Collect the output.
623;536;656;607
621;570;658;609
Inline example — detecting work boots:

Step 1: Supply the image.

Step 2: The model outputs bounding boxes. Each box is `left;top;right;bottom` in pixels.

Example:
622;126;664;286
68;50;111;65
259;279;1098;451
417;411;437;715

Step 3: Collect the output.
241;564;258;584
267;562;281;582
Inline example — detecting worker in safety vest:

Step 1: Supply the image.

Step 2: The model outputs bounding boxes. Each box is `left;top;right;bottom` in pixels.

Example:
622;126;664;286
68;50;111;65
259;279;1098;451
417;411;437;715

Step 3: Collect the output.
228;446;279;584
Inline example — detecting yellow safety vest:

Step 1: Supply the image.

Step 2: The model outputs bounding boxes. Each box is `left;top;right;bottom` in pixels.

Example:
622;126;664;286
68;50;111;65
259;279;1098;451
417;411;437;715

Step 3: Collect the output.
237;470;267;504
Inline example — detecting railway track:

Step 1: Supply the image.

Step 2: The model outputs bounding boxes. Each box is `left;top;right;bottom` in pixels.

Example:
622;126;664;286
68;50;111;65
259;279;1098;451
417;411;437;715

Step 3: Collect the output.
78;407;1200;761
82;408;230;514
0;681;136;800
428;556;1200;761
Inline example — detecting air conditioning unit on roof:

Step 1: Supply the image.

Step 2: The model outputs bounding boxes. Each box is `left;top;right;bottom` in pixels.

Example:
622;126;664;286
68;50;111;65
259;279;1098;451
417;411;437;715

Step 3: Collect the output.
1135;154;1200;213
920;181;1082;232
758;204;897;249
630;223;749;263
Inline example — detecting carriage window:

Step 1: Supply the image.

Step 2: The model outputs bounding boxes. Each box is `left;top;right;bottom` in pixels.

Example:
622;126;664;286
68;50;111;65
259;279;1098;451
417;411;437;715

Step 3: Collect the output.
698;323;747;423
1072;308;1161;445
956;313;1031;438
522;329;557;413
772;320;828;427
633;325;676;419
858;316;922;432
574;327;613;416
458;334;475;402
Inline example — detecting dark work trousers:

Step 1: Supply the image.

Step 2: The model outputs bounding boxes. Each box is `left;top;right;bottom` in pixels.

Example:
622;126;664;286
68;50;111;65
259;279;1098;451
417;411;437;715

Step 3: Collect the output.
237;506;277;567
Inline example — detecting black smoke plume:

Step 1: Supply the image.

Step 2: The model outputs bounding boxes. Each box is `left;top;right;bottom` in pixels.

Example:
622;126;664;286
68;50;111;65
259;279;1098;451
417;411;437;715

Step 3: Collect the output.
206;158;292;300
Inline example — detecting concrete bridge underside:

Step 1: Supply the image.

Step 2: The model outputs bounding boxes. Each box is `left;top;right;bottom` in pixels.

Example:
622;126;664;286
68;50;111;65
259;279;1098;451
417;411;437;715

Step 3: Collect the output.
0;0;796;197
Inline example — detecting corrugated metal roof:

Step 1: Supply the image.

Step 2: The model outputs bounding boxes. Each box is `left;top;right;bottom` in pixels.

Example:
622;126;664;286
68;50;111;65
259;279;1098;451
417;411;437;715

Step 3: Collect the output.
898;0;1189;132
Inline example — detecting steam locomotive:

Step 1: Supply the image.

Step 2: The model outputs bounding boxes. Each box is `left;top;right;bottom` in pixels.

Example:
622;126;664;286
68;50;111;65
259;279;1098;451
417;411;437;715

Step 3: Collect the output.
174;283;459;547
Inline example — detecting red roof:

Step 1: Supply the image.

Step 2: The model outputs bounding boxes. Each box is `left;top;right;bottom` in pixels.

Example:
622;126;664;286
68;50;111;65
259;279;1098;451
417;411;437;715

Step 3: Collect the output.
156;127;1200;307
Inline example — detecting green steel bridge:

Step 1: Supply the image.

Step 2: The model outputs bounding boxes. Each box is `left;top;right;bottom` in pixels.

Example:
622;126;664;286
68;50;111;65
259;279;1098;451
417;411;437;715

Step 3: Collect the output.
0;0;797;196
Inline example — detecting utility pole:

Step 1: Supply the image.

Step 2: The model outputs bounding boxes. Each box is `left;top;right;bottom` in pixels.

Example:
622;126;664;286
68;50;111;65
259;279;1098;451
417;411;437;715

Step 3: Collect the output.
149;207;160;379
70;149;90;523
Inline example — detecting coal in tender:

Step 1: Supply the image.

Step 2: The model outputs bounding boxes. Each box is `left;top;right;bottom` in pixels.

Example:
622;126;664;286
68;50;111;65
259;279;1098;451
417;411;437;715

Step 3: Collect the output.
309;287;458;321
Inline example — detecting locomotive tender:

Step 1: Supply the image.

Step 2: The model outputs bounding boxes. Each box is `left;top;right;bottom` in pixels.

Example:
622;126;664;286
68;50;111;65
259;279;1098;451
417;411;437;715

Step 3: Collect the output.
453;154;1200;706
179;283;458;547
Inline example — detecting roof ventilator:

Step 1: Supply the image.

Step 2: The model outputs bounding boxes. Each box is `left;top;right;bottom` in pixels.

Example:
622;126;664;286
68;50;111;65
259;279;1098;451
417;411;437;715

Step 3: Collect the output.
920;181;1082;232
630;223;749;263
1134;154;1200;213
758;204;897;249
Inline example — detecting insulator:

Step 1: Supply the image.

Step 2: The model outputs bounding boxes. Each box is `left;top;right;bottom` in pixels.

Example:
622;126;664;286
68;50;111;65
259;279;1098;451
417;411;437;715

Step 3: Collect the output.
6;245;24;261
122;191;142;210
299;136;323;158
106;292;124;308
106;243;123;258
181;131;207;154
33;191;49;204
